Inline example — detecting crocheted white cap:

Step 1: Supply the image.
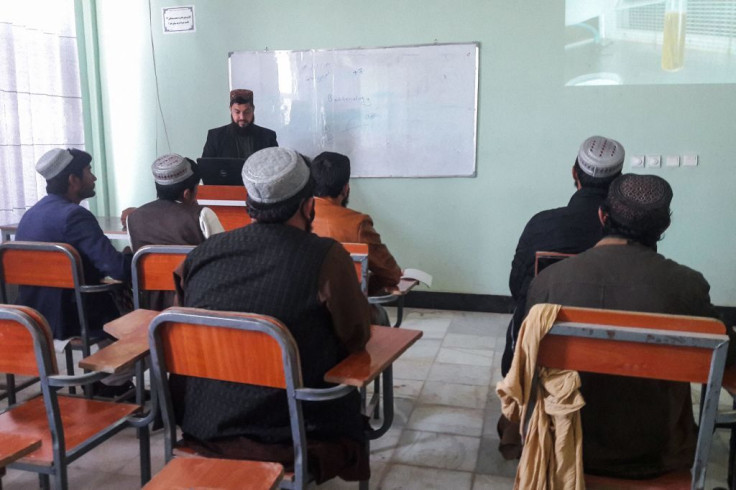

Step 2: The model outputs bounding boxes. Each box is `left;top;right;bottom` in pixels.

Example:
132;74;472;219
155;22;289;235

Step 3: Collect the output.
151;154;194;185
577;136;625;178
36;149;74;180
242;147;310;204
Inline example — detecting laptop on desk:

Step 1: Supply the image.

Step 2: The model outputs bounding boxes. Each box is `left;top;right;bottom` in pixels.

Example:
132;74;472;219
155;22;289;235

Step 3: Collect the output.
197;158;246;186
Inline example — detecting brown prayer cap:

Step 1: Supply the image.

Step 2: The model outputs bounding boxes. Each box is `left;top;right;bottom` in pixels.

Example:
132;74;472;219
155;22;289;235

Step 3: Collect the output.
230;89;253;105
605;174;672;234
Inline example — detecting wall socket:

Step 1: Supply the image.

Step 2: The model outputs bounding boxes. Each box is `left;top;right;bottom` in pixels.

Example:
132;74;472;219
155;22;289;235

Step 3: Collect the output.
683;154;699;166
645;155;661;168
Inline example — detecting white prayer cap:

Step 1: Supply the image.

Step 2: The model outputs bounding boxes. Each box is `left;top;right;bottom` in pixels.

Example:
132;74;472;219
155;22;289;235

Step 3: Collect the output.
242;147;310;204
36;149;74;180
151;154;194;186
577;136;625;178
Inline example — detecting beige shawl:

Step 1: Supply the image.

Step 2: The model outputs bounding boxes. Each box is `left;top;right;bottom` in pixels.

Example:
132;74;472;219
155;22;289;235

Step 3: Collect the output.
496;303;586;490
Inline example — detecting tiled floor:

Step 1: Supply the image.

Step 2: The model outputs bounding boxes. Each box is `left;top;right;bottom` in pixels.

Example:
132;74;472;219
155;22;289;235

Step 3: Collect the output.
1;308;732;489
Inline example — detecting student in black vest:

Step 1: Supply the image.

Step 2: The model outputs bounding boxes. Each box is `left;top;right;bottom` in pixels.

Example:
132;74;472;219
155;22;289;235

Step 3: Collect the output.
174;147;371;483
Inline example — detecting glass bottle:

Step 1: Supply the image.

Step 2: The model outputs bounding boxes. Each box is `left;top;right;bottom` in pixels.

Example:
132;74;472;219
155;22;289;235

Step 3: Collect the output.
661;0;687;71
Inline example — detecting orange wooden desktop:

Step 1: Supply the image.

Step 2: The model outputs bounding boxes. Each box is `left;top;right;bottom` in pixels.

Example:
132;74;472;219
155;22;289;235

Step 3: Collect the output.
81;310;422;388
325;325;422;387
0;433;41;468
197;185;250;231
78;309;157;374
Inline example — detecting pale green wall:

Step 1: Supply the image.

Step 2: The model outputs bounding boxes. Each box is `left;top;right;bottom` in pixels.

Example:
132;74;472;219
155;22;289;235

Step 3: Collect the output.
92;0;736;305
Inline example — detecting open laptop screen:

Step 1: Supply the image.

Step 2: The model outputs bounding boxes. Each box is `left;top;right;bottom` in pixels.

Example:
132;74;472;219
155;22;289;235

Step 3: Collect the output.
197;158;246;186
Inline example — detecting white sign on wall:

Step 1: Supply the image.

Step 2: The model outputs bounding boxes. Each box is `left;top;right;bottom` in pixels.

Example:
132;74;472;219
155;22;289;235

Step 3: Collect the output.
162;6;195;33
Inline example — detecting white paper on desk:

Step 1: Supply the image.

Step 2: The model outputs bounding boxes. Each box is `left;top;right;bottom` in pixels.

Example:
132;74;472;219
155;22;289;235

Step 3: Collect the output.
402;268;432;287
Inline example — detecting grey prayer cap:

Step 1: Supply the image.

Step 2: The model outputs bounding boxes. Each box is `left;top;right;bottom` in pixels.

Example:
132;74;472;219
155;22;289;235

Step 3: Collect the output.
577;136;625;178
151;154;194;185
605;174;672;232
242;147;310;204
36;148;91;180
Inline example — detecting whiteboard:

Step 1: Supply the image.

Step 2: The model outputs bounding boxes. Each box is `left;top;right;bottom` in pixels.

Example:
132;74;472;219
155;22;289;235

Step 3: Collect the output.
229;43;478;177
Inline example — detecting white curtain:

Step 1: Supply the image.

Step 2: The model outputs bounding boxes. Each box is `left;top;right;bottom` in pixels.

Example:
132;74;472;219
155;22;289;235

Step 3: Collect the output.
0;0;84;225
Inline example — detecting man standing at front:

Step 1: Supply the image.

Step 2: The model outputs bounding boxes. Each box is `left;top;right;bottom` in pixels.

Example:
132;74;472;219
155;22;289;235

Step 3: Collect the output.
15;148;131;340
175;147;371;483
526;174;733;479
502;135;624;376
201;89;278;159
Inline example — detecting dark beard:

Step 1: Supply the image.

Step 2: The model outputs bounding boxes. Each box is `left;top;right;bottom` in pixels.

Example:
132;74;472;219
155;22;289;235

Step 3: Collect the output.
231;121;253;136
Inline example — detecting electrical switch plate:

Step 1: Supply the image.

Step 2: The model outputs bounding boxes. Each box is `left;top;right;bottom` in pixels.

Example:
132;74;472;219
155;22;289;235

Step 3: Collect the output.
683;154;698;166
630;155;645;168
665;155;680;167
645;155;661;168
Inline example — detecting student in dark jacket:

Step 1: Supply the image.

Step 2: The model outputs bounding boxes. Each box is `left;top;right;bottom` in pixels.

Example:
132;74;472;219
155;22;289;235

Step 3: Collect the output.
503;135;625;376
526;173;736;479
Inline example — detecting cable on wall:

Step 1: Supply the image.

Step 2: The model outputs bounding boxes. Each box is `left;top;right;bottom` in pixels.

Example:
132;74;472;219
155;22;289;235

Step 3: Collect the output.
148;0;171;154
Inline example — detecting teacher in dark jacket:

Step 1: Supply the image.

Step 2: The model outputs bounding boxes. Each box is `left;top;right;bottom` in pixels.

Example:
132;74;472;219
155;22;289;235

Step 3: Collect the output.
201;89;278;159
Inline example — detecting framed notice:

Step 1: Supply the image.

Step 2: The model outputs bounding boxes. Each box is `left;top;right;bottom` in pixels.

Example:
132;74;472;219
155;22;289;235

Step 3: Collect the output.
162;6;195;34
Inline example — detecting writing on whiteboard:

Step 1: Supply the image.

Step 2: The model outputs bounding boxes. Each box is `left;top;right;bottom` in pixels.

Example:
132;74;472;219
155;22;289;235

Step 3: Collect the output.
328;95;372;106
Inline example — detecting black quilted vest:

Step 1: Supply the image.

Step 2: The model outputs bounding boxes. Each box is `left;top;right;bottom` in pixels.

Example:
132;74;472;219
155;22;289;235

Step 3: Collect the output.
175;223;361;443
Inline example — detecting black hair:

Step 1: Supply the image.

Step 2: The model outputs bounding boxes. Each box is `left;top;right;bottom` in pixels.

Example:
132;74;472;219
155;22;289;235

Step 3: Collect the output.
45;149;91;195
311;152;351;198
573;159;620;190
155;159;201;201
246;177;315;223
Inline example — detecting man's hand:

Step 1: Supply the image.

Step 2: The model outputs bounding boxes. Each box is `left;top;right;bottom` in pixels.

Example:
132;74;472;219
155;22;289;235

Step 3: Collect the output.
120;207;137;229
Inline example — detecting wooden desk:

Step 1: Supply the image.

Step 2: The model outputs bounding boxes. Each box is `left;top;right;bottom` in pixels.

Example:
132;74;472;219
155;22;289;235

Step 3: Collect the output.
144;458;283;490
198;185;250;231
326;325;422;439
325;325;422;387
79;309;157;374
80;311;422;440
82;311;423;381
1;216;128;243
0;432;41;468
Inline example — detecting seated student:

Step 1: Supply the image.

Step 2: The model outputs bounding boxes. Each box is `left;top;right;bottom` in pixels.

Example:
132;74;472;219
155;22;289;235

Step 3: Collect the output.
174;147;371;483
127;154;224;251
126;154;224;310
15;148;133;395
504;135;624;378
16;148;132;340
310;151;402;296
525;174;735;479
